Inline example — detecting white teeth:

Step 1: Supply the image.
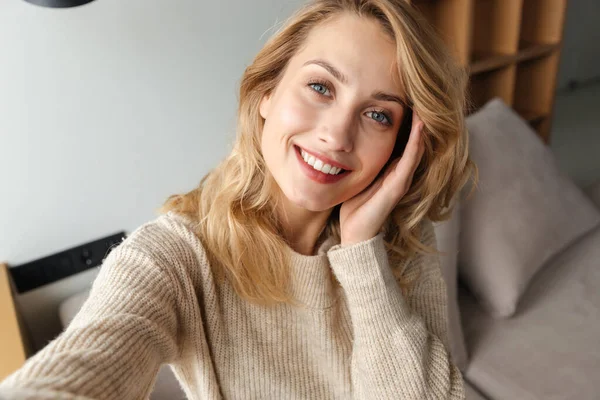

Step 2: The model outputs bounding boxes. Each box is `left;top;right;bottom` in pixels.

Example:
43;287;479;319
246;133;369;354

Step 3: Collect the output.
300;148;343;175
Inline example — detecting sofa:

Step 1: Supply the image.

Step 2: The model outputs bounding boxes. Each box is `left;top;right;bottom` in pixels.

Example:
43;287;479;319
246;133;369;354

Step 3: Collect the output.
433;98;600;400
58;98;600;399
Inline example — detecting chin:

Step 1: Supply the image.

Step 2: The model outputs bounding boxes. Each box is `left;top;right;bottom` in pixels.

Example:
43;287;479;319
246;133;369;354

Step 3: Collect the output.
284;190;335;212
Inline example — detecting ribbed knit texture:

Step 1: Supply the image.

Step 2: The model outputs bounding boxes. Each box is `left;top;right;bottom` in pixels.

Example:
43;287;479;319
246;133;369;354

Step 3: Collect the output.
0;211;465;400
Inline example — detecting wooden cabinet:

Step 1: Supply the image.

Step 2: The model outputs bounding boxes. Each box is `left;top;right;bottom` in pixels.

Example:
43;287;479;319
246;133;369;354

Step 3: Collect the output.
0;263;29;381
410;0;568;143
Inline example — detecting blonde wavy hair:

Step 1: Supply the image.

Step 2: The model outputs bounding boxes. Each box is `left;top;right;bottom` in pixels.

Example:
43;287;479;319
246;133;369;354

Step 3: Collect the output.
160;0;478;307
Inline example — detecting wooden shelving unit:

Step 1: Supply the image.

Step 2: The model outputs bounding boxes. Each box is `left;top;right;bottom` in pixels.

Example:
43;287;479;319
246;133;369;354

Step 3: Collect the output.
410;0;568;144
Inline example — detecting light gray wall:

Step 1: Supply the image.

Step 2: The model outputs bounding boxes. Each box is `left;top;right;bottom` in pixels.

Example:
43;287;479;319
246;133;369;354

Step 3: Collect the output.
557;0;600;90
550;0;600;190
550;84;600;189
0;0;303;351
1;0;302;266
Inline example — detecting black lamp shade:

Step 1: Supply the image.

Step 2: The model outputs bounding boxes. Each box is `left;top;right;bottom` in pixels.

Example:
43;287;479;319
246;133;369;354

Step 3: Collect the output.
23;0;96;8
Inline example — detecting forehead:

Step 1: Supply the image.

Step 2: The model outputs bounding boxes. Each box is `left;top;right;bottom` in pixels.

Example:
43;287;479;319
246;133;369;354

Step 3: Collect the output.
291;13;401;91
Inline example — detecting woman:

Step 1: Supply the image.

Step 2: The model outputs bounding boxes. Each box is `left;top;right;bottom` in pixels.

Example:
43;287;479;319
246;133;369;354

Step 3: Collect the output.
0;0;477;399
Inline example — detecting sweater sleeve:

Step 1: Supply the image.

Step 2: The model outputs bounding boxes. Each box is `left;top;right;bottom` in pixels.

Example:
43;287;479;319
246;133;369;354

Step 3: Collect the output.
0;232;182;400
327;219;465;400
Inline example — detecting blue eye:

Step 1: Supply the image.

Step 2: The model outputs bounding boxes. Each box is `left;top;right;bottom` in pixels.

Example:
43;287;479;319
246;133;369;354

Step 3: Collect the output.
367;110;392;126
307;78;393;127
308;82;331;96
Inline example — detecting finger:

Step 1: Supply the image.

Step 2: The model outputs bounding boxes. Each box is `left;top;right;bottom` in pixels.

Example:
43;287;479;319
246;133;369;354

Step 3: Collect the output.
347;173;384;210
369;114;425;207
412;110;422;131
414;122;426;168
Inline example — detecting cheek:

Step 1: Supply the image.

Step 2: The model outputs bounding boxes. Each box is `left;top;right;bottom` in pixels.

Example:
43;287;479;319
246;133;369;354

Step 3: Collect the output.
277;92;317;133
362;137;396;171
346;138;396;193
379;141;396;166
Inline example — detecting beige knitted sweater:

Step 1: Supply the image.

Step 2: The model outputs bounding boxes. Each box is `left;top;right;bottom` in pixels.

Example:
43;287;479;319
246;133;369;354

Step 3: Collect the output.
0;211;465;400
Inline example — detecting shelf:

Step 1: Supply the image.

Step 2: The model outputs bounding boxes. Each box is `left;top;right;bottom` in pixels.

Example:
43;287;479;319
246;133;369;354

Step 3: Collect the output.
467;65;516;113
469;42;560;75
514;52;561;119
469;51;515;75
522;114;549;142
411;0;473;66
408;0;566;143
513;51;561;141
516;41;560;63
520;0;568;45
517;110;547;125
471;0;522;59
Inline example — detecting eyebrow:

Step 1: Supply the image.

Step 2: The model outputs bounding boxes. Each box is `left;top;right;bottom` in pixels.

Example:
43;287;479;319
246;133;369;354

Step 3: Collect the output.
302;58;409;107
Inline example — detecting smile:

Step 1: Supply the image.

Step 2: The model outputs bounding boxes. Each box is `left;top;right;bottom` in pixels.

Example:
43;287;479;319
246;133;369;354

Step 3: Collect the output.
299;149;344;175
294;145;351;184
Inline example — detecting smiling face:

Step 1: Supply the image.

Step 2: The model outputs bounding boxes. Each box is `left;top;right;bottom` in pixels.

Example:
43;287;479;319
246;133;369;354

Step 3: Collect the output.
259;13;407;213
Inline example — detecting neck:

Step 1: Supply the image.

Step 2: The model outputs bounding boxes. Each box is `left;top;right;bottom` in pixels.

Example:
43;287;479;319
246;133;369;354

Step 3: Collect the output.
275;194;334;256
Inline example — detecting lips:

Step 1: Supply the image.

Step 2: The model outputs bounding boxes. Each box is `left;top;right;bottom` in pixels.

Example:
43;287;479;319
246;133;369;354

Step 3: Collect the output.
294;145;351;184
294;145;351;170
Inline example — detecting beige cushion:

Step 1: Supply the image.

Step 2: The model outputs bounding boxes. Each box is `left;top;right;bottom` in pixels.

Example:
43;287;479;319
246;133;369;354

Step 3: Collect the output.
464;381;489;400
432;198;469;372
459;98;600;318
58;289;91;328
459;223;600;399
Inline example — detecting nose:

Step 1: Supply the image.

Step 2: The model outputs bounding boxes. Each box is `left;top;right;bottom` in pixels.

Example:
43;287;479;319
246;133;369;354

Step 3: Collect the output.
316;108;355;153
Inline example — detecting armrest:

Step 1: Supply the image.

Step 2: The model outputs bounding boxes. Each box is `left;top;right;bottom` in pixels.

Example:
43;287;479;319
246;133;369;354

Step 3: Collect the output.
0;263;29;380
